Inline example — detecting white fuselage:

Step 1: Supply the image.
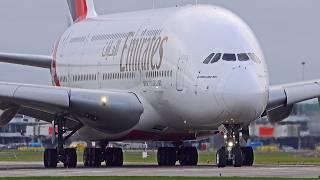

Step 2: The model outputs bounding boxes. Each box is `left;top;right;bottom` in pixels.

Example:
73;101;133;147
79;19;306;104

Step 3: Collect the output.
53;5;269;141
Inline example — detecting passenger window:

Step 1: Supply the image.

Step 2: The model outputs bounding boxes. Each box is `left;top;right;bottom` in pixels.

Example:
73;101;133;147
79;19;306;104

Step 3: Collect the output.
203;53;214;64
211;53;221;63
238;53;250;61
248;53;261;63
222;54;236;61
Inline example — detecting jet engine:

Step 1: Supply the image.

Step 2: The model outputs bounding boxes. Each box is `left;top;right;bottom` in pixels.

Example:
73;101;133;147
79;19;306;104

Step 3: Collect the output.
267;105;293;123
69;89;144;134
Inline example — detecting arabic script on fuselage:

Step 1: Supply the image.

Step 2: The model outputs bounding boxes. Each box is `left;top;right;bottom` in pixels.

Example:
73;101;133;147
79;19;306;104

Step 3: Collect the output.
101;29;168;72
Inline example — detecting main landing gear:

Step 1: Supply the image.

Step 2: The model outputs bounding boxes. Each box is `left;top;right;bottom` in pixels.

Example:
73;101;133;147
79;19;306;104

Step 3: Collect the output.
43;114;124;168
83;142;124;167
44;114;80;168
216;124;254;168
157;146;198;166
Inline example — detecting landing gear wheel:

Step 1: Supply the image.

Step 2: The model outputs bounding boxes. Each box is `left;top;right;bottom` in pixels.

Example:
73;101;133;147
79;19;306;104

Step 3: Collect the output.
232;146;243;167
44;149;57;168
216;147;227;168
226;159;233;166
157;147;177;166
178;147;198;166
64;148;77;168
83;148;102;167
241;147;254;166
105;148;124;167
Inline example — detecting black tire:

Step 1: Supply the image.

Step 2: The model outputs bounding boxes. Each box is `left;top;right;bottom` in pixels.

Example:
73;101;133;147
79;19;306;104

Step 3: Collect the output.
232;146;243;167
105;148;123;167
216;147;227;168
241;147;254;166
105;148;114;167
64;148;77;168
83;148;102;167
113;148;124;166
93;148;102;167
178;147;198;166
157;147;165;166
83;148;89;167
157;147;176;166
44;149;57;168
167;147;177;166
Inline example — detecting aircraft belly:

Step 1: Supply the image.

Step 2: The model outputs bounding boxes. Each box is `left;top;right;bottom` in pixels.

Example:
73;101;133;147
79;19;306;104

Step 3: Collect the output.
75;92;203;141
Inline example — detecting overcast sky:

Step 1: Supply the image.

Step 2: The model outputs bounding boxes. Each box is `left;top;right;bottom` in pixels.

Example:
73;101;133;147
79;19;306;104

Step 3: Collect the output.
0;0;319;85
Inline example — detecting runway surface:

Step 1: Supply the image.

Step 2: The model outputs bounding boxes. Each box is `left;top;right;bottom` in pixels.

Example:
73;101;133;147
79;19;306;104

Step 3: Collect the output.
0;162;319;178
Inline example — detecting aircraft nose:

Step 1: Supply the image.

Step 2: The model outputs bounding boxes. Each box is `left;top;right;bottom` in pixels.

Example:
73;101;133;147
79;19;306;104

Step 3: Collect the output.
219;69;266;122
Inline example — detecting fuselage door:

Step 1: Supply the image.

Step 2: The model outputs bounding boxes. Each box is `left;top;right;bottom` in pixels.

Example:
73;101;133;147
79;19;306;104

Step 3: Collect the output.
176;55;188;91
97;62;102;89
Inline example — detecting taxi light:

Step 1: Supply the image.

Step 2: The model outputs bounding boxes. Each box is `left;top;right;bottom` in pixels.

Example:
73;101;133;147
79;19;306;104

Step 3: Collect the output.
228;141;234;147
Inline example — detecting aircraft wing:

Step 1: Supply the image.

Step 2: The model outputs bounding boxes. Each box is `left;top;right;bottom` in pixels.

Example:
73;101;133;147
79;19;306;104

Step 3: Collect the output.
0;82;144;133
0;53;52;69
267;79;320;122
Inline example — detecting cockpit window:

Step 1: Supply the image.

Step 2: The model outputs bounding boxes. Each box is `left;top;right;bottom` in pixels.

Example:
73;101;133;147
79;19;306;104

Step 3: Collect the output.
211;53;222;63
203;53;215;64
203;52;260;64
248;53;261;63
237;53;250;61
222;53;236;61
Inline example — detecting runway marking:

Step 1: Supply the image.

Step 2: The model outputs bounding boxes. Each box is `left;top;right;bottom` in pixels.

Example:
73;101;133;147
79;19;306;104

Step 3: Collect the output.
0;163;319;178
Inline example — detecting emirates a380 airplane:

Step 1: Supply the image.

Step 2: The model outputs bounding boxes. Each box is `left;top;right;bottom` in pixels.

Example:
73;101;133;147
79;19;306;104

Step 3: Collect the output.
0;0;319;168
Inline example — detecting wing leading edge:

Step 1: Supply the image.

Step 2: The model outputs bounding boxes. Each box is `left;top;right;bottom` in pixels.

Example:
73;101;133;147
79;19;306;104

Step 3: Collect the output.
0;53;52;69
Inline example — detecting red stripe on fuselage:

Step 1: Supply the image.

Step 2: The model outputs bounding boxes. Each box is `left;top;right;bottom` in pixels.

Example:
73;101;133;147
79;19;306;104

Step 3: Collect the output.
75;0;88;21
51;37;61;87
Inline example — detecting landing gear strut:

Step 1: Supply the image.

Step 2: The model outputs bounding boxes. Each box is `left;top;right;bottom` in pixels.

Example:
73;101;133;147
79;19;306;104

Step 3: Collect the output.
216;124;254;168
44;114;80;168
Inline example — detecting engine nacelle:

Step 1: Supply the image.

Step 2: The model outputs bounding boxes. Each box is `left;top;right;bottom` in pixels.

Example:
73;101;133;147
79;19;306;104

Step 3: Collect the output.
69;89;144;134
267;105;293;123
0;105;20;127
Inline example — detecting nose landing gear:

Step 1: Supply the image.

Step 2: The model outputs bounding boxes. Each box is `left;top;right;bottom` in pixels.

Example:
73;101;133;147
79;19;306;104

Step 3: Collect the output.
216;124;254;168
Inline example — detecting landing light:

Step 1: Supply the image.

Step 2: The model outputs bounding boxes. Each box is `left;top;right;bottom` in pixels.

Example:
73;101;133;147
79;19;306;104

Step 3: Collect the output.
101;96;108;106
227;141;234;147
